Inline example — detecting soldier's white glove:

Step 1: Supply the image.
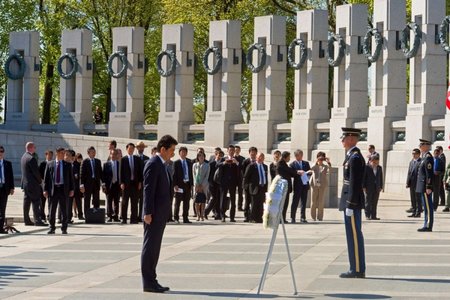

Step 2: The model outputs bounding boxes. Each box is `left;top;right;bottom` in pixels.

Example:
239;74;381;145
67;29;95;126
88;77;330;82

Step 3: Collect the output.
345;208;354;217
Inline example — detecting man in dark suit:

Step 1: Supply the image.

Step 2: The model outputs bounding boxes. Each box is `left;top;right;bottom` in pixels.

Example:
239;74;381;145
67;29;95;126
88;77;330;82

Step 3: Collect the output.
234;145;246;211
39;150;53;221
103;149;121;222
406;148;422;217
141;135;177;293
244;152;268;223
173;147;193;223
217;145;240;222
416;139;434;232
43;147;74;234
0;146;15;234
436;146;446;206
432;148;445;210
241;147;257;222
80;146;103;217
363;154;384;220
69;150;84;220
289;149;311;223
136;141;150;221
339;128;366;279
277;151;300;223
205;150;224;220
21;142;46;226
121;143;143;224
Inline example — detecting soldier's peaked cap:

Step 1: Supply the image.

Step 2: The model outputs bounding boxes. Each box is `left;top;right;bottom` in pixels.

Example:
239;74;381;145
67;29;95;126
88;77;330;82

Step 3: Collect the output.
340;127;361;139
419;139;431;146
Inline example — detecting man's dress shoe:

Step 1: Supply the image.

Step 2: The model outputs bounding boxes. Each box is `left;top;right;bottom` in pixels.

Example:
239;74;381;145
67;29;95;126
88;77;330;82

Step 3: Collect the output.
339;271;365;278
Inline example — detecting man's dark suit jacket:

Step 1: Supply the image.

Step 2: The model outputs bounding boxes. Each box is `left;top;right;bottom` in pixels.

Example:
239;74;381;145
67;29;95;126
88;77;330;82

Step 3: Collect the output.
143;155;172;221
1;160;14;191
363;165;384;192
173;159;193;188
43;160;74;197
103;160;120;192
72;160;81;193
276;160;298;193
289;160;311;191
121;155;143;186
21;152;42;196
217;157;240;187
406;158;420;188
39;161;48;180
244;163;268;195
208;160;218;184
80;158;103;188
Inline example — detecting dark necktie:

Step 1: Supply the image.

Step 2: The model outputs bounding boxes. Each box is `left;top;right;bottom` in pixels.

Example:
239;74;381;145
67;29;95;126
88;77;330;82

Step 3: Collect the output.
0;161;3;184
56;161;61;184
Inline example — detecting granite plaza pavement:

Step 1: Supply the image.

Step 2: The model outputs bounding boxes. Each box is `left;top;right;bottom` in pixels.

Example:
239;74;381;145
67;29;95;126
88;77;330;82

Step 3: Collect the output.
1;190;450;299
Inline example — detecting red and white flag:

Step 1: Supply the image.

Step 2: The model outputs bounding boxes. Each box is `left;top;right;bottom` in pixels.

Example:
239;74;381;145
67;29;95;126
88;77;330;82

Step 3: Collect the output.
447;82;450;110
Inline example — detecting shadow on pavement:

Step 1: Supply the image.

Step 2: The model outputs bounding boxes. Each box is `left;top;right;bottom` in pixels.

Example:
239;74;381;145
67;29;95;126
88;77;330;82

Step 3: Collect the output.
369;276;450;284
167;290;312;298
0;265;51;288
325;293;391;299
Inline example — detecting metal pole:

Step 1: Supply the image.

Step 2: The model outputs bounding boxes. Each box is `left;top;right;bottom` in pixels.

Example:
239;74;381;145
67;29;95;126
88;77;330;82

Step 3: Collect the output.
281;216;298;295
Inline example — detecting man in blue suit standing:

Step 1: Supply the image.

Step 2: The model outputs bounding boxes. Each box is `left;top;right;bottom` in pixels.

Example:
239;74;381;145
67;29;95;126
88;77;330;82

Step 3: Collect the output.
289;149;311;223
141;135;178;293
339;128;366;279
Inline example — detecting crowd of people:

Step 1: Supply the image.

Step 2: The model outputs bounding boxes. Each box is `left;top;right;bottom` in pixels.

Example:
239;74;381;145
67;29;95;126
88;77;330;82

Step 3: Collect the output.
1;137;447;235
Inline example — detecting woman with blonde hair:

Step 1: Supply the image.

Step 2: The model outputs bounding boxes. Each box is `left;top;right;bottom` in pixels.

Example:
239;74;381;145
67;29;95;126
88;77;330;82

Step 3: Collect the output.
310;152;331;221
192;151;210;221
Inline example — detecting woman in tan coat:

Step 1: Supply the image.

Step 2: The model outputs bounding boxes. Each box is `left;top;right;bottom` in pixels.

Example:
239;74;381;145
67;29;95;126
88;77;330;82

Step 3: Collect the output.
310;152;331;221
192;152;210;221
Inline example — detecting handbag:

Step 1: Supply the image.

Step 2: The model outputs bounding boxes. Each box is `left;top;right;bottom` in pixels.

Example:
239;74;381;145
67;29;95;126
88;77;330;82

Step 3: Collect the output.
195;192;206;203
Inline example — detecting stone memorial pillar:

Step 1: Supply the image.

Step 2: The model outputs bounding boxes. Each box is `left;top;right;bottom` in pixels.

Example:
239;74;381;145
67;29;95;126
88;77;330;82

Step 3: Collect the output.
329;4;368;159
4;31;40;130
157;24;194;141
248;15;287;154
204;20;242;147
108;27;145;139
57;29;93;134
405;0;446;149
290;9;328;160
367;0;407;166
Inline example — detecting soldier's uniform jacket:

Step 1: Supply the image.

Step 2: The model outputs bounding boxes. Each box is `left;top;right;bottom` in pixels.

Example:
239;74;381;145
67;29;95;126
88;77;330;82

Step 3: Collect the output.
339;146;366;211
415;151;434;194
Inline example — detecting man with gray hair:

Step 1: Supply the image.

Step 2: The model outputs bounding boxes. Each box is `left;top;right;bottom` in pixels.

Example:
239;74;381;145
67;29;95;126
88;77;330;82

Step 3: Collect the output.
21;142;47;226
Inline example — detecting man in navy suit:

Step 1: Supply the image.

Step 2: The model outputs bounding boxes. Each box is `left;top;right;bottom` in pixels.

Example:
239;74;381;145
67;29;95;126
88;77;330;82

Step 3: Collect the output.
0;146;15;234
289;149;311;223
103;149;121;222
173;147;193;223
80;146;103;217
43;148;74;234
141;135;178;293
121;143;143;224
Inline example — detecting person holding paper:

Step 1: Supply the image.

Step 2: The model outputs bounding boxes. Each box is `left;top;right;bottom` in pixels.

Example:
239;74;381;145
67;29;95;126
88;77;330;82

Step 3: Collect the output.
289;150;311;223
339;127;366;279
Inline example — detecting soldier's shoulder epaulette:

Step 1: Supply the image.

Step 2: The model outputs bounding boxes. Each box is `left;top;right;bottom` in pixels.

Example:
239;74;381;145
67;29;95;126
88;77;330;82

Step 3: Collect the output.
350;150;361;159
425;152;433;158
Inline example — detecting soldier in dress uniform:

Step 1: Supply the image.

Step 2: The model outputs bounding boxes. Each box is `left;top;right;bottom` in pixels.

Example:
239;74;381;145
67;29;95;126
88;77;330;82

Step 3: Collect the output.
416;139;434;232
339;127;366;279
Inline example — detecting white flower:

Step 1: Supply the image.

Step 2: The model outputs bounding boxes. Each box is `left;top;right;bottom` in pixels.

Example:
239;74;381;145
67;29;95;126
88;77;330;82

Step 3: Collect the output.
263;175;288;229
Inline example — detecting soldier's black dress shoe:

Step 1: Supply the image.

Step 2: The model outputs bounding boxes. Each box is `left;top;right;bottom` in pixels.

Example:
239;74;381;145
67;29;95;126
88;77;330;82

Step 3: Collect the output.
47;229;55;234
339;271;365;278
156;282;170;291
143;286;166;293
417;227;432;232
